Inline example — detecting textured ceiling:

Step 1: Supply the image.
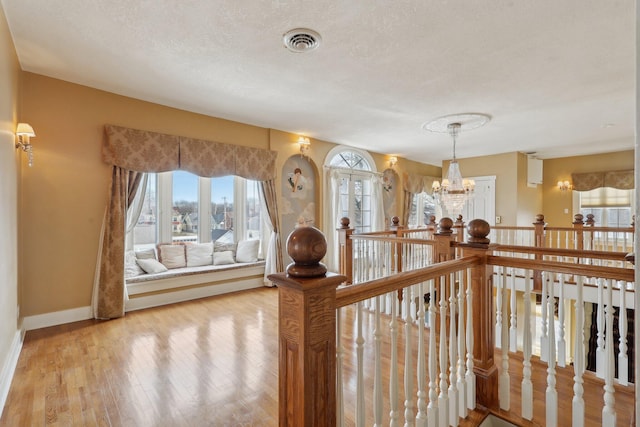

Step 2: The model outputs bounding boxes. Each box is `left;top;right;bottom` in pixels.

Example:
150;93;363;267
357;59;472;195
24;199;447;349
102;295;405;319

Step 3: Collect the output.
1;0;635;165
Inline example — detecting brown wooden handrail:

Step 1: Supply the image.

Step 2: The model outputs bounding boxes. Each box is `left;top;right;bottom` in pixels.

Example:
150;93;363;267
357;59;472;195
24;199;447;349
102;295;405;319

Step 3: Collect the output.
335;256;480;308
492;244;630;261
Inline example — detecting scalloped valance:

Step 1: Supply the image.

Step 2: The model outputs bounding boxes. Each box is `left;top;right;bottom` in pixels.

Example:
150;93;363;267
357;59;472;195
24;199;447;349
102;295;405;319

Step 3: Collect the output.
102;124;277;181
571;169;634;191
403;172;438;193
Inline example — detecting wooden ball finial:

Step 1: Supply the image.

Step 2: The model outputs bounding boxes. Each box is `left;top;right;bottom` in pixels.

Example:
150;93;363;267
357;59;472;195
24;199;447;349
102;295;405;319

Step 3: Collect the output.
467;219;491;244
286;226;328;278
339;217;351;229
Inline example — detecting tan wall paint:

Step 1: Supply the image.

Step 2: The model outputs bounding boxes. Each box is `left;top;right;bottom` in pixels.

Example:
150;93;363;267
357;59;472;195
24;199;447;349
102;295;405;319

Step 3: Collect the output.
20;73;441;316
542;150;634;226
0;3;20;393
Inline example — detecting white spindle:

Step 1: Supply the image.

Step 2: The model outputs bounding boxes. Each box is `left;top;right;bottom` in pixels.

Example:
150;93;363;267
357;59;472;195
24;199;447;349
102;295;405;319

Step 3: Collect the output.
465;269;475;410
509;267;517;352
416;282;427;427
390;293;400;427
557;274;566;367
495;267;504;349
545;272;558;427
438;277;449;427
602;279;617;426
572;276;585;427
404;287;416;427
456;271;467;419
521;270;533;421
618;281;629;385
596;278;605;378
499;267;510;411
448;273;459;426
427;280;439;427
540;273;549;362
336;308;345;427
356;301;365;427
373;297;383;427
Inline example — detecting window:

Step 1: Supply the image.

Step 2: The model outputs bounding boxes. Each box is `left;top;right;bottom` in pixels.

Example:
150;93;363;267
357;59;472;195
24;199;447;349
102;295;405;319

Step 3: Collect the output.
408;192;437;227
579;187;634;227
131;172;264;251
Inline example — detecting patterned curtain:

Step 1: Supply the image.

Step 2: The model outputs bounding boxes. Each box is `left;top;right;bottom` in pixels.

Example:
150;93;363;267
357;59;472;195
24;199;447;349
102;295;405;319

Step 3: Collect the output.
402;173;438;225
571;169;634;191
95;125;278;319
260;179;284;282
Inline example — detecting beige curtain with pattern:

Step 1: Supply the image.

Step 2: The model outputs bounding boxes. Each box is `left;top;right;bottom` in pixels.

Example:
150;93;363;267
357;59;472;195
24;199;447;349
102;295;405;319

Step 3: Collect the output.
571;170;634;191
94;125;278;319
260;180;284;281
402;173;438;226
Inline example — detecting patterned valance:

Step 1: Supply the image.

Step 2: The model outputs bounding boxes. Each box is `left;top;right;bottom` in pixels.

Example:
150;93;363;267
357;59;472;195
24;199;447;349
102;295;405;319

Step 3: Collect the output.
403;172;438;194
571;169;634;191
103;125;277;180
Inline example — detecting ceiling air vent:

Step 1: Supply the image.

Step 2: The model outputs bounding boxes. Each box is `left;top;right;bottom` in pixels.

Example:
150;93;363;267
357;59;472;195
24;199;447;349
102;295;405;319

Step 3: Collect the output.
283;28;321;53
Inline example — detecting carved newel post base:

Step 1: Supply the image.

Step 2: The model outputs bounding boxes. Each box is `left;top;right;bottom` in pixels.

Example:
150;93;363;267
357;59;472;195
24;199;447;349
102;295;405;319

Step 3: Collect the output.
268;227;346;427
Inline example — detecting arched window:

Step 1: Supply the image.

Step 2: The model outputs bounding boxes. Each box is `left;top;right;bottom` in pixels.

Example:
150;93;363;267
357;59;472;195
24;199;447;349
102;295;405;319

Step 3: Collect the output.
324;147;383;271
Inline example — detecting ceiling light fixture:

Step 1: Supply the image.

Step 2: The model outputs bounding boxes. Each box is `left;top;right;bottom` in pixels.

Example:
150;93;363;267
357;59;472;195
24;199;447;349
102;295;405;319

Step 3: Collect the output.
283;28;321;53
424;113;491;216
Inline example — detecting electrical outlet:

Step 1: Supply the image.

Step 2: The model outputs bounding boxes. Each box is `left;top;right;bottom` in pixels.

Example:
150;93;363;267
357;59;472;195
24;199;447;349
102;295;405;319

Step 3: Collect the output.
564;208;569;214
495;216;501;224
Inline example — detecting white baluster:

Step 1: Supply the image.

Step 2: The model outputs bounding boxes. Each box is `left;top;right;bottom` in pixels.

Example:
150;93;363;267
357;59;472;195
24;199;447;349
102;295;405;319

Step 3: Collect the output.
427;280;439;427
540;272;549;362
545;272;558;427
602;279;617;426
499;267;510;411
336;307;344;427
572;276;585;427
509;267;517;352
495;266;504;349
416;282;427;427
465;269;475;410
356;301;365;427
411;284;418;324
596;278;605;378
390;294;400;427
448;273;459;426
456;271;467;419
438;277;449;427
618;281;629;385
373;297;383;427
557;274;566;368
521;271;533;421
405;287;416;427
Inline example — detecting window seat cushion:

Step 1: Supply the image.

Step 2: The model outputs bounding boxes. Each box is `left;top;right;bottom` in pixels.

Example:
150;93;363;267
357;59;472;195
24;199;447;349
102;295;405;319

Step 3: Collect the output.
126;260;265;284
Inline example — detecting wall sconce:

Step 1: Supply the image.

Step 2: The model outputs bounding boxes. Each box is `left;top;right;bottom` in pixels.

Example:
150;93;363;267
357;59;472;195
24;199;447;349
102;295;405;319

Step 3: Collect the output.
557;180;572;191
389;156;398;168
15;123;36;167
297;136;310;158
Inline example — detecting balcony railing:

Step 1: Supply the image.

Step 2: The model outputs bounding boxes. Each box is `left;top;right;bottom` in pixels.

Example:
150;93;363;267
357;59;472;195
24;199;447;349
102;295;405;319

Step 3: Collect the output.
268;214;636;426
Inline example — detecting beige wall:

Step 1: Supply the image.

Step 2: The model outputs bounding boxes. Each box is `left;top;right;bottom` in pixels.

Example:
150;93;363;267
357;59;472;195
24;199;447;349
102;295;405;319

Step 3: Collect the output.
542;150;634;226
0;3;20;404
516;152;543;226
20;73;440;317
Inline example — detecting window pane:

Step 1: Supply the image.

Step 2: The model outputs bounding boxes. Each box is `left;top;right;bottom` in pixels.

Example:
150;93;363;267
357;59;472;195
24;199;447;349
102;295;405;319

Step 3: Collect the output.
172;171;198;243
211;176;234;243
246;180;262;240
133;173;157;250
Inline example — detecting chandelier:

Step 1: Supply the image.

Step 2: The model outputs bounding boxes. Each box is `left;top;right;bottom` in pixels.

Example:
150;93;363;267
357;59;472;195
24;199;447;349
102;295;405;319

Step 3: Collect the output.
423;113;491;217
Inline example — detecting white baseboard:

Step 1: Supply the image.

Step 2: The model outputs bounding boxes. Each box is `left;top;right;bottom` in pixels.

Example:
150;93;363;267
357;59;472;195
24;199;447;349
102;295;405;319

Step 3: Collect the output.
23;306;93;331
125;278;264;312
0;330;23;419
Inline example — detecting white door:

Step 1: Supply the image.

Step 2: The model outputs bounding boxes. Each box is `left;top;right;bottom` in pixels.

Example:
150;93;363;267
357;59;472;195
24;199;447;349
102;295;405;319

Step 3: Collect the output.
463;175;496;225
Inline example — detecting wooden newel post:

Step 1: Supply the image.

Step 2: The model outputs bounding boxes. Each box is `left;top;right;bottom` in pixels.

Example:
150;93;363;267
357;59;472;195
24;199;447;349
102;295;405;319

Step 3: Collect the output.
337;217;354;285
453;214;465;243
460;219;499;410
433;217;456;263
573;213;584;251
533;214;545;292
268;226;346;427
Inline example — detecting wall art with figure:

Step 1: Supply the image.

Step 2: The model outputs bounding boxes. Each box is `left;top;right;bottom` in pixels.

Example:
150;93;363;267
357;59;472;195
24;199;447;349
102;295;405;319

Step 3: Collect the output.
281;156;316;262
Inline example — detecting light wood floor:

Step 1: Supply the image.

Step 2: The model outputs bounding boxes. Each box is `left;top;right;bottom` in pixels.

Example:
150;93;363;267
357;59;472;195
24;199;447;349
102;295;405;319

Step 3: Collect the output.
0;287;634;426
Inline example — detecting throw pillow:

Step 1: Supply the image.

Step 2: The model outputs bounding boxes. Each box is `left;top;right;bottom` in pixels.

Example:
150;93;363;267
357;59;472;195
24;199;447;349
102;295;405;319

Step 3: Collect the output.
125;251;144;277
186;242;214;267
158;244;187;269
214;241;237;258
235;239;260;263
213;250;236;266
136;258;168;274
135;248;156;260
